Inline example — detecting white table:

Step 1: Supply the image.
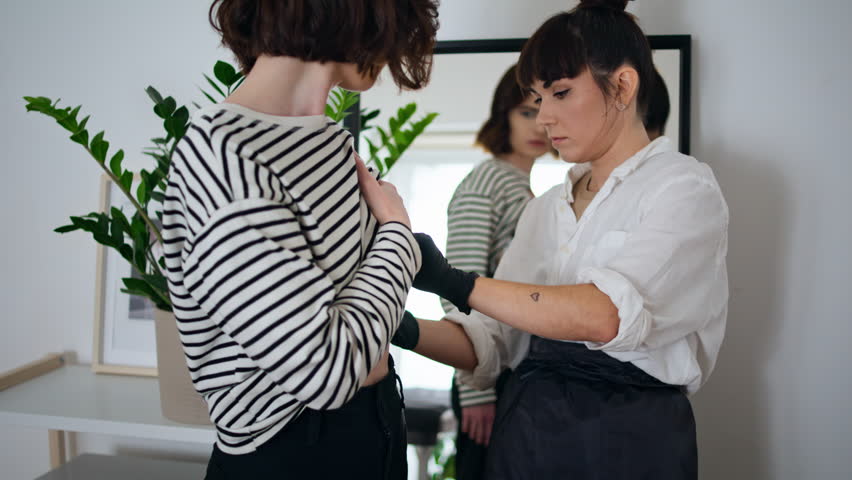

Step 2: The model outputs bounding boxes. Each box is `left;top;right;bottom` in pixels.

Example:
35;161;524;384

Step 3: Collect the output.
0;357;214;470
0;355;451;480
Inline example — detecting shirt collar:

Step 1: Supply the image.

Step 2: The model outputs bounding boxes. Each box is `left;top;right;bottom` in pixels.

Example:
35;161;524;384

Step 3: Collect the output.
561;136;674;202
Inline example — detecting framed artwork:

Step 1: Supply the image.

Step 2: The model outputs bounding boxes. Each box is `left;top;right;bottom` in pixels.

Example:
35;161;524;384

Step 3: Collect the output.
91;174;158;376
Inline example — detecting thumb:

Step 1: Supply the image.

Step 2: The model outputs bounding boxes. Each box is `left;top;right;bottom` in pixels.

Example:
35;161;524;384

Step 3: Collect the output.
354;153;376;186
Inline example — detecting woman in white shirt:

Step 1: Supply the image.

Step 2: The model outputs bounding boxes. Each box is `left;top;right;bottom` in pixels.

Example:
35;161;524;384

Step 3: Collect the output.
368;0;729;478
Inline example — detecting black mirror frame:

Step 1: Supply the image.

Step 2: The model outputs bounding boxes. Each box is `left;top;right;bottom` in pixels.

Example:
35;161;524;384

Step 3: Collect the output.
346;35;691;155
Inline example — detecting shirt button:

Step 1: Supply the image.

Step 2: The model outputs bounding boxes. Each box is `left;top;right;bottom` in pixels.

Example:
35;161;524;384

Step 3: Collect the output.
560;245;571;254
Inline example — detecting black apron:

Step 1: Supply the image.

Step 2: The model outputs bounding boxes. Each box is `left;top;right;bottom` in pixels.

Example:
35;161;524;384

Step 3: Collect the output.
205;355;407;480
485;337;697;480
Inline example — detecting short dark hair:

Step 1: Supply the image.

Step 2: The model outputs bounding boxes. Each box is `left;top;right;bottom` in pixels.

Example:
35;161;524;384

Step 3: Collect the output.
644;68;670;135
209;0;440;90
517;0;654;117
475;65;527;156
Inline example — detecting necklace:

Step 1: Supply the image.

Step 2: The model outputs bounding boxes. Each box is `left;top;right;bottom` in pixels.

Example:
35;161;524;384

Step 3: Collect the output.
585;173;597;193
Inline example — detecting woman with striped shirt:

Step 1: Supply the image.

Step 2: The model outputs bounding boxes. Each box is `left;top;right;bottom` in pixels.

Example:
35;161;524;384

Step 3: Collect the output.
442;64;551;480
161;1;438;479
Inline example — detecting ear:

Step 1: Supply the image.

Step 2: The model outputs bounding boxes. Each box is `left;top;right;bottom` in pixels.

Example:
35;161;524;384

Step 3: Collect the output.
612;65;640;109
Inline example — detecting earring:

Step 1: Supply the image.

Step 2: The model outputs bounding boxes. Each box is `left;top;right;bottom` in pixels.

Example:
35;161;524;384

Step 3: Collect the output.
615;102;627;112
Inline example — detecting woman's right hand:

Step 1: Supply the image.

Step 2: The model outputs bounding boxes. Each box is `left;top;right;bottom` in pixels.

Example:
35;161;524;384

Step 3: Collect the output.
355;153;411;229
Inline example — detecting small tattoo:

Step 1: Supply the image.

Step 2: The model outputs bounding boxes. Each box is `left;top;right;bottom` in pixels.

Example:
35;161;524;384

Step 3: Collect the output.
530;292;540;302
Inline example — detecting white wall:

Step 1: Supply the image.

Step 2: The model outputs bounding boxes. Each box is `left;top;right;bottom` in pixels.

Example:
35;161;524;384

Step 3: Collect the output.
633;1;852;478
2;1;850;479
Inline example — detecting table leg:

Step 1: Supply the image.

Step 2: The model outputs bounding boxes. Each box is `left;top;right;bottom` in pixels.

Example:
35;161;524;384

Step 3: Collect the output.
48;429;66;468
415;445;431;480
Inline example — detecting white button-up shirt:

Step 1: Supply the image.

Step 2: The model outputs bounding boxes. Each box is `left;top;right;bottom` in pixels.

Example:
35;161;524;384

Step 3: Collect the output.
446;137;729;394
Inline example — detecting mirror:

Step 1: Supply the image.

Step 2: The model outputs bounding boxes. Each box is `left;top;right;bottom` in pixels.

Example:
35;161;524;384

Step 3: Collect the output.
358;36;692;388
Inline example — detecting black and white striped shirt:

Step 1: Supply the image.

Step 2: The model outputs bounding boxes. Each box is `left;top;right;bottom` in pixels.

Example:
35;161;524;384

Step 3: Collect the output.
442;159;533;407
161;102;420;454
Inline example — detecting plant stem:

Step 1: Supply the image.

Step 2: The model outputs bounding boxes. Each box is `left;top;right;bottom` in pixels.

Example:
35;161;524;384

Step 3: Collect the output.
86;147;164;246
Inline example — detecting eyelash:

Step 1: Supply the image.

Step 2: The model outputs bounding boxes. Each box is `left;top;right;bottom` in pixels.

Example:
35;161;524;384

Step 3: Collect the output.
532;89;570;105
554;89;571;99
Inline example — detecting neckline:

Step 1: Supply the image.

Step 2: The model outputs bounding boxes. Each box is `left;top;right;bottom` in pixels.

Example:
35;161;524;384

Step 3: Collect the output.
202;102;332;129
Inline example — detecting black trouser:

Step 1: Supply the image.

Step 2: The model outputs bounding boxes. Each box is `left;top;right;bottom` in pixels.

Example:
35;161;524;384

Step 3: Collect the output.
450;370;511;480
486;337;697;480
205;356;407;480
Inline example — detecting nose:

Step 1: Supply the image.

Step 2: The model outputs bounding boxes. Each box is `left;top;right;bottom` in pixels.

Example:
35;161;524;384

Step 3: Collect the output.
536;101;555;128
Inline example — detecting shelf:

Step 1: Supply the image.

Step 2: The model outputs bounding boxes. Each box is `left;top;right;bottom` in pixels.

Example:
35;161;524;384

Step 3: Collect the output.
0;364;214;444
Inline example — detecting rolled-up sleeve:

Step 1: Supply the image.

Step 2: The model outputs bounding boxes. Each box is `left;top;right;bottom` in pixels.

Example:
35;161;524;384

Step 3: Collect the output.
579;175;729;353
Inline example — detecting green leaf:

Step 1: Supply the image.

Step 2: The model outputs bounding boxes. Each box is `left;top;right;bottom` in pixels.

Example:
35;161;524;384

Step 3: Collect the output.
145;86;164;105
95;213;110;236
77;115;90;132
90;131;108;163
110;207;132;235
230;75;245;93
214;61;238;86
110;216;124;245
394;103;416;128
365;137;379;158
57;105;81;131
121;277;158;298
153;97;176;119
376;126;391;147
109;150;124;177
120;171;133;192
70;129;89;147
203;74;226;99
172;106;189;126
54;224;79;234
199;88;217;104
119;244;134;262
136;178;149;205
142;274;168;293
69;215;97;233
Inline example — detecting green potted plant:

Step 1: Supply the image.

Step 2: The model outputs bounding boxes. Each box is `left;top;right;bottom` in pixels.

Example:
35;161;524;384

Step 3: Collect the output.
23;60;437;423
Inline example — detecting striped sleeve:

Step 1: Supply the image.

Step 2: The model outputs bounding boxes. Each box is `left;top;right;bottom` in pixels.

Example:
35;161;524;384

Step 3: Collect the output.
441;192;493;312
443;191;497;407
181;197;420;411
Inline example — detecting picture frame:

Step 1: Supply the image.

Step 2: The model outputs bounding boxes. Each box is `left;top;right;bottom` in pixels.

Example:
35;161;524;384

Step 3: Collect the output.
91;174;158;377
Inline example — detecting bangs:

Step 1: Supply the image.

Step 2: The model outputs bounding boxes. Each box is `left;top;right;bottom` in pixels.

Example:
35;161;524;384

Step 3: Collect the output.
517;13;588;89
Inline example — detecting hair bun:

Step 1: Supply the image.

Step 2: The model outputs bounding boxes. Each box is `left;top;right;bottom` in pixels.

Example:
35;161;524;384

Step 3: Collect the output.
578;0;629;11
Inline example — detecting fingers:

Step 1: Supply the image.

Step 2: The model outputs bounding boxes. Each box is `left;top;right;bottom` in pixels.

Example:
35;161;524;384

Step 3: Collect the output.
354;153;375;187
482;411;494;446
460;405;496;445
468;416;481;445
461;410;470;436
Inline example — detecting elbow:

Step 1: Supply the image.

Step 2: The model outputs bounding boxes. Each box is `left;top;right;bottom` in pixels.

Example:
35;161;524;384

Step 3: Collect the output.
457;353;479;372
593;307;621;344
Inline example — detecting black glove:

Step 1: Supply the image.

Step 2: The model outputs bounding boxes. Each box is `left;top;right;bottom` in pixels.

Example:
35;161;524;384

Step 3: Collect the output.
391;310;420;350
412;233;479;314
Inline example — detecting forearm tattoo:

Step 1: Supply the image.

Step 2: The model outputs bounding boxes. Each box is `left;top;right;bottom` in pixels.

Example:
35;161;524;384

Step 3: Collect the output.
530;292;540;302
